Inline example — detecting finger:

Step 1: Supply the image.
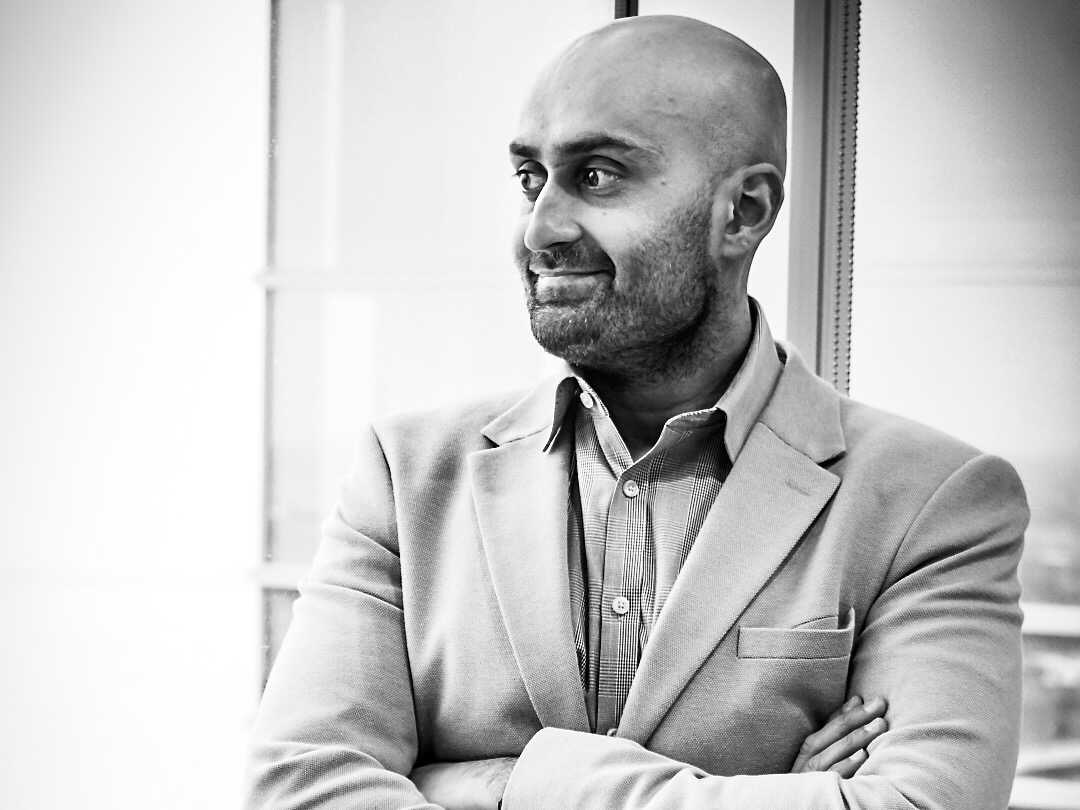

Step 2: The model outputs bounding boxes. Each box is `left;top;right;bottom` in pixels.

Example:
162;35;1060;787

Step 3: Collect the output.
829;748;867;779
861;696;888;720
828;695;863;722
793;697;888;772
822;696;887;743
814;717;889;771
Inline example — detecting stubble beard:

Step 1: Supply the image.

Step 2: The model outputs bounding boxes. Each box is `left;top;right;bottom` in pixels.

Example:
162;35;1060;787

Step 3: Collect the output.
517;197;720;383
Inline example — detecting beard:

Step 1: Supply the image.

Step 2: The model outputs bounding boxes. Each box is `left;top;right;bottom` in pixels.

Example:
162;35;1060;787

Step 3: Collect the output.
515;194;719;380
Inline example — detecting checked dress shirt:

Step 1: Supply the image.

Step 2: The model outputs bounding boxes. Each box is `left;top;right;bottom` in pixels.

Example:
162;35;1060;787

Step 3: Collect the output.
543;301;782;735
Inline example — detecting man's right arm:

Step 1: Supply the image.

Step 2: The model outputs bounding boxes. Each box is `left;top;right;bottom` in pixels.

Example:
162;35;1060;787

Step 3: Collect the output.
246;425;438;810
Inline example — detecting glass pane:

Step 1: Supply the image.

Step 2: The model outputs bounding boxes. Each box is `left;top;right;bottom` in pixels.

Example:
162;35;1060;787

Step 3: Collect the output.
850;1;1080;800
273;0;614;273
637;0;795;337
851;0;1080;603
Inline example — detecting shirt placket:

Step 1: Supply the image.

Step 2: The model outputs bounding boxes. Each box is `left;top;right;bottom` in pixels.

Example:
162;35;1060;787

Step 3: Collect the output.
582;394;647;734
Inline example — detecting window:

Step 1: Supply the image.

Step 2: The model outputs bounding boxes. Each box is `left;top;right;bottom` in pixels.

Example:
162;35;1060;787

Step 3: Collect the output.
850;2;1080;807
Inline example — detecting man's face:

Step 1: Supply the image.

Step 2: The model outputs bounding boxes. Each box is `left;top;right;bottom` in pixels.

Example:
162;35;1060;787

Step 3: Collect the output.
509;63;723;373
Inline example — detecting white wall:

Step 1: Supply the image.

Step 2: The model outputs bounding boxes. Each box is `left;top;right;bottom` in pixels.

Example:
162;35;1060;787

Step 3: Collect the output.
0;2;267;807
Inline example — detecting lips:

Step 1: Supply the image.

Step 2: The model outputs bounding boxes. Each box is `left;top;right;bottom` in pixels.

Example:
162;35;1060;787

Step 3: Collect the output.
531;267;608;279
528;258;614;281
522;244;616;304
527;242;616;277
527;255;612;283
531;269;610;303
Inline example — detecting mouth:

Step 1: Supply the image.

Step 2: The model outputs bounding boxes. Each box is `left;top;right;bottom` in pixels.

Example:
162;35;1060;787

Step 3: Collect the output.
521;243;617;303
531;268;609;279
530;269;611;302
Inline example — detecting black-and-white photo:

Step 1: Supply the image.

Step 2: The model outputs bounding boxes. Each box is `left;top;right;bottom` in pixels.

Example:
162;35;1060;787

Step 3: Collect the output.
1;2;1077;809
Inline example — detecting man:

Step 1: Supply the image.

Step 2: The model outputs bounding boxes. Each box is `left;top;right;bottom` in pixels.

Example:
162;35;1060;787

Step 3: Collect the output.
247;15;1027;810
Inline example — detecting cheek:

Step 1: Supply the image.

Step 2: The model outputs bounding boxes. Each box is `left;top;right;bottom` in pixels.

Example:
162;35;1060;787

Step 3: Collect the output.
600;228;655;283
578;216;642;267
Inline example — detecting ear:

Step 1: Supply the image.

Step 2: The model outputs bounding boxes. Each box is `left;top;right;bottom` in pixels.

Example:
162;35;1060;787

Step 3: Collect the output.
710;163;785;259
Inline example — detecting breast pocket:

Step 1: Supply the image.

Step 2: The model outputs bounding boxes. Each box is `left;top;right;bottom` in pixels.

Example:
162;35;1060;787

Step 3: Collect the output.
736;606;855;660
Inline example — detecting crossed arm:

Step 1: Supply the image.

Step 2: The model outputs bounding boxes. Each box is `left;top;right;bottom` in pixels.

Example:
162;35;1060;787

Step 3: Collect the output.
247;428;1027;810
411;696;890;810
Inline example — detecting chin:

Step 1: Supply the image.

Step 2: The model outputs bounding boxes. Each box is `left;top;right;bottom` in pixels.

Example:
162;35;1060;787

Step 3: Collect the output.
528;308;602;363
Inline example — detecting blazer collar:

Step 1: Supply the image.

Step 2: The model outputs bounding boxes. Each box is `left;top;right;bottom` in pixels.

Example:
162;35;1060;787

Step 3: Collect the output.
480;366;572;447
761;341;847;465
470;414;590;733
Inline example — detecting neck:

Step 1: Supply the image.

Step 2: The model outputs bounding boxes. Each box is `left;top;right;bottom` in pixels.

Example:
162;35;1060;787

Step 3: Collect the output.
579;303;753;460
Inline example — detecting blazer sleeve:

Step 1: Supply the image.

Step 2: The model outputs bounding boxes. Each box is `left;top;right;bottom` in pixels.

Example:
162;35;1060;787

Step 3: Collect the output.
503;453;1028;810
246;425;439;810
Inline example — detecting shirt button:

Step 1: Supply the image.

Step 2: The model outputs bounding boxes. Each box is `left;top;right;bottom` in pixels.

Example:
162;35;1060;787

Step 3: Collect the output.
612;596;630;615
622;479;640;498
579;391;595;409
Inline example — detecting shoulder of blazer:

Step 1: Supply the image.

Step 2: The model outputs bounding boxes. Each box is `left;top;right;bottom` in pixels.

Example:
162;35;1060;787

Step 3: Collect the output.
834;393;986;486
768;342;988;478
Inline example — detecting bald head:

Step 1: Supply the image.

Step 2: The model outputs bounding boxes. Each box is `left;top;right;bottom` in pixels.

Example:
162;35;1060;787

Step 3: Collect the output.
510;17;788;378
526;15;787;180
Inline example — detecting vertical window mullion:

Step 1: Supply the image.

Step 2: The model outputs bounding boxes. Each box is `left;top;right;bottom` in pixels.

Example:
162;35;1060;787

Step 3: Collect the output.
787;0;860;394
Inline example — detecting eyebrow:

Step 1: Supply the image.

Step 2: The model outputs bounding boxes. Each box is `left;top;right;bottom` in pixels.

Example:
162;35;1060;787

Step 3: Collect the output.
509;133;662;162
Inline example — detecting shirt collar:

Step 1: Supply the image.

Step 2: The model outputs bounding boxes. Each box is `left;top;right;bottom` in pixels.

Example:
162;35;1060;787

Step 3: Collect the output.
542;299;782;463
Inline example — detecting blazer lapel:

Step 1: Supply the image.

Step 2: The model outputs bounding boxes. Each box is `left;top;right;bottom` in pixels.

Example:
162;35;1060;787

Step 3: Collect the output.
469;375;590;733
619;346;845;743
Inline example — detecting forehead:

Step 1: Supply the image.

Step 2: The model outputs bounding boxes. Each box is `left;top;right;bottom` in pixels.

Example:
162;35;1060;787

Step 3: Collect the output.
512;61;704;162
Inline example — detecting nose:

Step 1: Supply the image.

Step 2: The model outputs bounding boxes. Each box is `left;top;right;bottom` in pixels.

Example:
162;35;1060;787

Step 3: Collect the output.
522;184;583;253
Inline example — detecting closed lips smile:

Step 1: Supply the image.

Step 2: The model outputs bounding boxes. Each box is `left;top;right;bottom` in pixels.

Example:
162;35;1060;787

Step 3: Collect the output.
534;270;609;287
533;270;608;278
532;270;610;302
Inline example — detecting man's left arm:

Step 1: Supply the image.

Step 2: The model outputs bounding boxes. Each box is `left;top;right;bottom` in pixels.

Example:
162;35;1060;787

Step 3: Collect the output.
420;453;1027;810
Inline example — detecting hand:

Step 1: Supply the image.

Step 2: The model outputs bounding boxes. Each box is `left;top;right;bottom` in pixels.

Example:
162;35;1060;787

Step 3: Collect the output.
410;757;517;810
790;695;889;777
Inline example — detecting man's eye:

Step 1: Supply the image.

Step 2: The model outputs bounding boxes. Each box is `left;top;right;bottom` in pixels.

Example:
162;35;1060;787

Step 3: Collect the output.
582;168;619;190
515;169;544;194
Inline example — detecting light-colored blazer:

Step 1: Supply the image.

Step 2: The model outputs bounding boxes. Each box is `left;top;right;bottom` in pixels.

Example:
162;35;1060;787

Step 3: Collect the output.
248;343;1027;810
